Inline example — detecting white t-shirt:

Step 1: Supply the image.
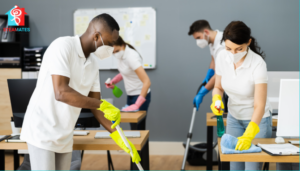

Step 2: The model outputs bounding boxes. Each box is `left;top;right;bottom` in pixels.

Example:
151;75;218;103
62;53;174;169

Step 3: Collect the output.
215;48;272;120
117;45;150;95
209;30;225;61
20;36;100;153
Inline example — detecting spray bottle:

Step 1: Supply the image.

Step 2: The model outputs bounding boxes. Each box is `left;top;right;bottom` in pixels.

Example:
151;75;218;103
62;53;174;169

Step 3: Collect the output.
215;100;225;137
105;78;123;98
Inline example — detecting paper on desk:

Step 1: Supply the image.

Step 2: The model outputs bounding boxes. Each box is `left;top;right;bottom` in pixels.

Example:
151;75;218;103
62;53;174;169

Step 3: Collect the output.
257;143;299;155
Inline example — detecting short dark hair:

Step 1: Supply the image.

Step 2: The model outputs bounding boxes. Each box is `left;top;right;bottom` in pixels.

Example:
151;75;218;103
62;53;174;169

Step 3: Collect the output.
93;13;120;32
188;20;212;35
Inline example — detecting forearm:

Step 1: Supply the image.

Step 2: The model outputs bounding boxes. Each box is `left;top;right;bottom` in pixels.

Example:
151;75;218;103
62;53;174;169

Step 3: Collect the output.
210;56;215;69
56;87;101;109
212;87;224;98
91;109;116;133
205;75;215;90
251;83;268;125
140;80;151;98
251;107;265;125
135;66;151;98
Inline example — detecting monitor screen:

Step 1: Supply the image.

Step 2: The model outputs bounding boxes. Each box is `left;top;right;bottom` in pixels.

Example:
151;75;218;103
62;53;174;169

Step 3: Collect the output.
7;79;99;128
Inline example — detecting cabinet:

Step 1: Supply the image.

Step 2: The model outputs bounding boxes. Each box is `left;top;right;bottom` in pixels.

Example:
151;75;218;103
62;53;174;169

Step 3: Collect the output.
0;15;29;68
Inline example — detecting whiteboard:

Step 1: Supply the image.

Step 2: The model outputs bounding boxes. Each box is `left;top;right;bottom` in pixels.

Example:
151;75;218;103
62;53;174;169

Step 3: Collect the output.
276;79;299;137
74;7;156;70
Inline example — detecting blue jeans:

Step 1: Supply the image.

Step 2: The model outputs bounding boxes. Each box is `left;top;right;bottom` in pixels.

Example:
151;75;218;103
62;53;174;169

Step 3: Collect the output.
226;112;272;170
127;92;151;130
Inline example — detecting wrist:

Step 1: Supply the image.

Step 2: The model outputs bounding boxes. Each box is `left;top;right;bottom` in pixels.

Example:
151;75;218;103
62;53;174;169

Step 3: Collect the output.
212;94;222;102
136;95;146;106
244;121;260;137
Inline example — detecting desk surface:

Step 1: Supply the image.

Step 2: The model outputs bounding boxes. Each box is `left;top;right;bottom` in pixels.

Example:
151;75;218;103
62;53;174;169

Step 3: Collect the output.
0;130;149;151
218;138;299;163
207;113;277;127
121;111;146;123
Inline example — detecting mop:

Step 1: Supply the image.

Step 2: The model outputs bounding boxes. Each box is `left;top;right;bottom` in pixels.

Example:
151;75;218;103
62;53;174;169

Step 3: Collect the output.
112;121;144;171
181;83;206;170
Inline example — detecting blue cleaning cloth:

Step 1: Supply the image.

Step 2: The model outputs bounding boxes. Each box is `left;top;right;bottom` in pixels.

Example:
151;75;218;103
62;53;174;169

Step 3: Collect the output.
221;134;262;154
121;104;139;112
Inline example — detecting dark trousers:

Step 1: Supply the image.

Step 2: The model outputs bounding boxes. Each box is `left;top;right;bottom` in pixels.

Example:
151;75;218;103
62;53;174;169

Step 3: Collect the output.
128;92;151;130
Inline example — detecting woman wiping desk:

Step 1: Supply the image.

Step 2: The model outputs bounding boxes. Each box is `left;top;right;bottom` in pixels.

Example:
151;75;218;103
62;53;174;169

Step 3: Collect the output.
105;36;151;130
211;21;272;170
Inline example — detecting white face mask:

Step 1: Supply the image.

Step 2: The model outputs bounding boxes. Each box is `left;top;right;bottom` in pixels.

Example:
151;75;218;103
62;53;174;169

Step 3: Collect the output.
196;33;209;48
227;49;248;64
114;50;124;60
93;34;114;60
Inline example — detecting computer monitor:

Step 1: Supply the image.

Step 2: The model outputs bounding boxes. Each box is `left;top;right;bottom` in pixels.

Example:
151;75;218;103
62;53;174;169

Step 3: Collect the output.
7;79;100;128
276;79;299;137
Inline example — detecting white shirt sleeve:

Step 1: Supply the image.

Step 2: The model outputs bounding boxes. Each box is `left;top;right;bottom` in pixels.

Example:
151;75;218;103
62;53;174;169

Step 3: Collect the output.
209;45;214;56
253;60;268;84
215;50;225;76
127;53;142;71
214;46;225;62
90;70;100;92
49;39;71;78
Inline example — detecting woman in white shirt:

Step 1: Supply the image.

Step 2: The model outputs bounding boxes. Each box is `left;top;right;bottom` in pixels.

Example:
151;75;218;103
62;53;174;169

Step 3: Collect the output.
211;21;272;170
106;36;151;130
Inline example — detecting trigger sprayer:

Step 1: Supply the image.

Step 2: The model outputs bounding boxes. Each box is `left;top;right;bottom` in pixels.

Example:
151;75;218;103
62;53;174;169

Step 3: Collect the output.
215;101;225;137
105;78;123;98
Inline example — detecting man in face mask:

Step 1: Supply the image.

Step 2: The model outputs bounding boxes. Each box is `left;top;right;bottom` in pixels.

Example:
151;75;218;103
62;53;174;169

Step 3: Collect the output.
20;14;141;170
188;20;225;111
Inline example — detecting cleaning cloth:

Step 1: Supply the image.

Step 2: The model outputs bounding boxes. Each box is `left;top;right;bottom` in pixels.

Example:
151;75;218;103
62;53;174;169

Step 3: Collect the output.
221;134;262;154
121;104;139;112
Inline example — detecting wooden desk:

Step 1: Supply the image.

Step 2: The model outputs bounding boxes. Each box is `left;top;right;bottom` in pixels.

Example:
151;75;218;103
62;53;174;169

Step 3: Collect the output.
205;113;278;170
0;130;150;170
0;111;146;170
217;138;300;170
121;111;146;124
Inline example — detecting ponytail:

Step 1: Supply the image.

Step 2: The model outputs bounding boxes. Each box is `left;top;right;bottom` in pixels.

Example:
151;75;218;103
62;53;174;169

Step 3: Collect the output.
249;36;265;59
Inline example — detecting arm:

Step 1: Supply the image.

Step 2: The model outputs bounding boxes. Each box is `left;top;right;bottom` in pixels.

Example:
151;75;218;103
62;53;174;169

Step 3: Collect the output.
234;84;267;151
52;75;101;109
205;56;216;90
212;74;224;98
251;83;267;125
106;73;123;89
88;91;116;133
210;74;225;115
202;56;216;90
235;61;268;151
205;75;215;91
122;66;150;111
210;55;215;70
135;66;151;98
193;57;216;110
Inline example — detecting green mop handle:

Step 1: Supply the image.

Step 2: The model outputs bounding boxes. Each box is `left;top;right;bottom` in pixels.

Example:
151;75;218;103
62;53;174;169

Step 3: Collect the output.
112;121;144;171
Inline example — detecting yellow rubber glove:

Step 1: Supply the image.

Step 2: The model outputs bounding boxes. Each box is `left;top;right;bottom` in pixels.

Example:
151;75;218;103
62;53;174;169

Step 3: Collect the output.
110;129;141;164
235;121;260;151
210;94;224;116
97;99;121;129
